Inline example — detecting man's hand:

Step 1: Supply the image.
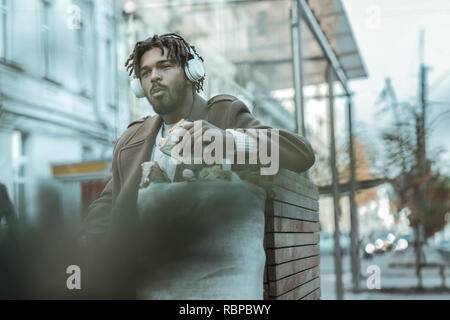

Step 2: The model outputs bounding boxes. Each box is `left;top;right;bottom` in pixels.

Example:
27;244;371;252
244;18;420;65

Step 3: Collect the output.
171;120;232;164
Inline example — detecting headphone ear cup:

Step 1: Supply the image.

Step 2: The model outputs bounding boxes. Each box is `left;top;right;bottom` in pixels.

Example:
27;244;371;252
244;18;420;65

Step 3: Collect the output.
185;48;205;82
131;77;146;98
186;59;205;82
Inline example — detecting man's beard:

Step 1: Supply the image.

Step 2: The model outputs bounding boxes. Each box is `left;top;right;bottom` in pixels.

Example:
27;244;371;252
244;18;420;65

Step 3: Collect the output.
146;81;188;115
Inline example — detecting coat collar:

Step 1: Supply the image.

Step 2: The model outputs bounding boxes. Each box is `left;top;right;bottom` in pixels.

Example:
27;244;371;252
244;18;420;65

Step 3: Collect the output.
186;92;209;122
124;93;208;147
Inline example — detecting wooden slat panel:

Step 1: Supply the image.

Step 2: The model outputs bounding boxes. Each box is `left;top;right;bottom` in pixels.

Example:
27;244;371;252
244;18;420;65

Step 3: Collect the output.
263;283;269;300
264;267;267;283
264;265;269;300
265;233;320;248
269;266;320;297
266;216;320;233
268;201;319;222
273;186;319;211
266;245;319;265
274;277;320;300
267;256;320;281
301;288;321;300
273;170;320;200
264;174;321;300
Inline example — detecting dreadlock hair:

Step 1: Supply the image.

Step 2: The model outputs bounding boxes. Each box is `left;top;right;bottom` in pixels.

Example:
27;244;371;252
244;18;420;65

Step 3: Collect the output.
125;33;205;93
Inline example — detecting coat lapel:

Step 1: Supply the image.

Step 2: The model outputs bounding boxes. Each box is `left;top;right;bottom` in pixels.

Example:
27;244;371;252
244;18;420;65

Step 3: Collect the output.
116;93;208;188
117;115;162;187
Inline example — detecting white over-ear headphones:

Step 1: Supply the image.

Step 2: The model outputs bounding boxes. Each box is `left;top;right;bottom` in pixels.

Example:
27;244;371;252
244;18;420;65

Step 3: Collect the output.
130;34;205;99
131;74;145;98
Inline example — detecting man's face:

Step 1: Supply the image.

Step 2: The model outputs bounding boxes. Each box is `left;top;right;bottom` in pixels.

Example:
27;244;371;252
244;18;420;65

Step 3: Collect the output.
139;47;191;115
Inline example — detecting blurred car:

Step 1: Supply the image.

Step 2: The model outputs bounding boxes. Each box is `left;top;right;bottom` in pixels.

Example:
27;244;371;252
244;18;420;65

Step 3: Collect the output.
392;233;412;253
393;238;409;253
362;231;409;259
436;239;450;262
363;242;375;259
373;238;386;254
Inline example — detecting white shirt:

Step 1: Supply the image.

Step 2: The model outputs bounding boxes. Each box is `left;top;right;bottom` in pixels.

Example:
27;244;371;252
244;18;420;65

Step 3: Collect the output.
150;122;177;181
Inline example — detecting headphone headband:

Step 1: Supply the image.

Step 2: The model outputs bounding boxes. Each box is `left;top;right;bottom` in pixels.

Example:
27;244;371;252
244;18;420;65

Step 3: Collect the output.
160;33;197;59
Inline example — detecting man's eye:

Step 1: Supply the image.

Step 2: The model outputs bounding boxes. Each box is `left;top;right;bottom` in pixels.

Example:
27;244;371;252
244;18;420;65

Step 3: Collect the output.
162;65;171;69
142;71;150;77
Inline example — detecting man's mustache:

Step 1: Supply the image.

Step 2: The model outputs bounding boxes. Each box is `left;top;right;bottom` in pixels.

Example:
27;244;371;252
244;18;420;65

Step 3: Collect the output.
151;84;167;95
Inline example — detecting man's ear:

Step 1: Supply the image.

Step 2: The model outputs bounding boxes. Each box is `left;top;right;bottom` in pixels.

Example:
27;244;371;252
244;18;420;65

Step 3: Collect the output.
183;72;191;84
185;78;194;87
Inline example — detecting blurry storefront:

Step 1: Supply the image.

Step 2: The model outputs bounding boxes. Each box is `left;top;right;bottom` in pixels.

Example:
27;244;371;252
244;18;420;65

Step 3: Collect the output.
51;160;111;227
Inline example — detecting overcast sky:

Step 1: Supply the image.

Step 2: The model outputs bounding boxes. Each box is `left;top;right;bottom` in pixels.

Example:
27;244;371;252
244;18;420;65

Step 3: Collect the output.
342;0;450;175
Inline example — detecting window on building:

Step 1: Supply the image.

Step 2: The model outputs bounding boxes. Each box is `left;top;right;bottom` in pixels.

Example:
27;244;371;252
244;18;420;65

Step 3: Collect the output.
257;11;268;36
41;0;53;79
105;38;117;109
73;0;93;95
0;0;9;59
76;21;87;93
11;130;28;222
82;144;94;161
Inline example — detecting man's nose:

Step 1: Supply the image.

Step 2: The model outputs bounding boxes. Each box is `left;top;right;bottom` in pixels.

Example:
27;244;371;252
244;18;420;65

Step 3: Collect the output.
150;70;162;83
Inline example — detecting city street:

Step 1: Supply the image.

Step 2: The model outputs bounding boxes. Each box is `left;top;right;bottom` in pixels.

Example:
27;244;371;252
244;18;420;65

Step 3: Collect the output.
1;0;449;302
320;246;450;300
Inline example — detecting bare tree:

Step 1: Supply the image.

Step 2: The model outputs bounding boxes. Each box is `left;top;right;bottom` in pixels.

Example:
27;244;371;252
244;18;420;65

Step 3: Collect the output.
376;77;450;288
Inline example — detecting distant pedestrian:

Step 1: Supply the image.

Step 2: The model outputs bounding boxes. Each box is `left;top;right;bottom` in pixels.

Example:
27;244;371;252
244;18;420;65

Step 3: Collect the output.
0;183;20;299
0;183;17;229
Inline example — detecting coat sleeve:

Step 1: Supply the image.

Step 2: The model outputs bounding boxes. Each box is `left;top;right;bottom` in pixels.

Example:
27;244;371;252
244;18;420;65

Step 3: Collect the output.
226;98;316;174
79;178;114;245
78;118;149;245
78;141;119;245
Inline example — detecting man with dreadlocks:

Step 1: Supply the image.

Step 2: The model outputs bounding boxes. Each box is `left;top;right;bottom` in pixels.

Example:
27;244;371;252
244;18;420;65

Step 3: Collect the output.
79;33;315;298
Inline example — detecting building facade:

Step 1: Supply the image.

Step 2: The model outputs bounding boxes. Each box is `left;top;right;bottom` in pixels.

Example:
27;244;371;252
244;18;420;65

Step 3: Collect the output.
0;0;129;227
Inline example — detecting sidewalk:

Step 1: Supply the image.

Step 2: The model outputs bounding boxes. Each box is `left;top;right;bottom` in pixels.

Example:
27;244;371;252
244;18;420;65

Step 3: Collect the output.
320;246;450;300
